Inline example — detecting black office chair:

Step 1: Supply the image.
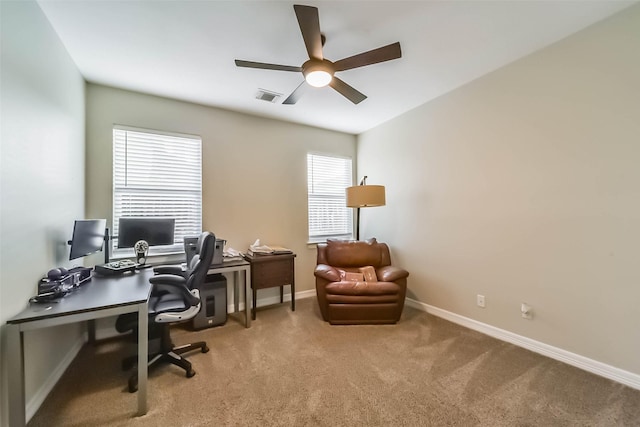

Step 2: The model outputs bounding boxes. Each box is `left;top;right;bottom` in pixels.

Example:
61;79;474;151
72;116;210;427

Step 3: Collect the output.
116;231;215;392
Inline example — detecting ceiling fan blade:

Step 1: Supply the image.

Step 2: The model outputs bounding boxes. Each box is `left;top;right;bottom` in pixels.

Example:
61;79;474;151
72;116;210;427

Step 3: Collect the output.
282;81;308;105
293;4;323;60
329;76;367;104
235;60;301;72
333;42;402;72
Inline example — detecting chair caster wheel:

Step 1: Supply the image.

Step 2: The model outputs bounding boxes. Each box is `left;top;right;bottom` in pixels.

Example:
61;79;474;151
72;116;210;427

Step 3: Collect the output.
202;346;210;353
186;369;196;378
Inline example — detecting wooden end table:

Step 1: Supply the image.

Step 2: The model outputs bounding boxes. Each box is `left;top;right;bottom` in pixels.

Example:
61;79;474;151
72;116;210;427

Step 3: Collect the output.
243;252;296;320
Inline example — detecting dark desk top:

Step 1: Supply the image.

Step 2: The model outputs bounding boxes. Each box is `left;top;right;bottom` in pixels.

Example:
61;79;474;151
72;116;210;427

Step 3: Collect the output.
7;269;154;325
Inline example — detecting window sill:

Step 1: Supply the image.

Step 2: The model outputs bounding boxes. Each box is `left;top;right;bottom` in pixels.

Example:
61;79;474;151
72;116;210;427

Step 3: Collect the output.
307;235;354;246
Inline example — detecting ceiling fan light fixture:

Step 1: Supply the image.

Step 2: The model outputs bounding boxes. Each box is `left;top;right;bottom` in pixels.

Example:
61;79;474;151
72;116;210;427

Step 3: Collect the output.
305;70;332;87
302;60;334;87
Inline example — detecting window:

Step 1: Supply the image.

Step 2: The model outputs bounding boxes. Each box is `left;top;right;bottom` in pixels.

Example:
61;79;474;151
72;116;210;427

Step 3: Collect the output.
112;126;202;257
307;153;353;242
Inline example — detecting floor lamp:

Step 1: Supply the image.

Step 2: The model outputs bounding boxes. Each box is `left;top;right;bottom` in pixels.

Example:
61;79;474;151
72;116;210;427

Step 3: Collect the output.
346;176;386;241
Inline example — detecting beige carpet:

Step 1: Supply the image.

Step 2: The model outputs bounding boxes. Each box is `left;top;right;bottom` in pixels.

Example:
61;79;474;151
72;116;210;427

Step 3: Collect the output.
28;298;640;426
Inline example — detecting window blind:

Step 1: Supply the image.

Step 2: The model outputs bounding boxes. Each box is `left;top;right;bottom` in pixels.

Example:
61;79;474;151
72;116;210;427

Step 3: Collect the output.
113;127;202;256
307;153;353;241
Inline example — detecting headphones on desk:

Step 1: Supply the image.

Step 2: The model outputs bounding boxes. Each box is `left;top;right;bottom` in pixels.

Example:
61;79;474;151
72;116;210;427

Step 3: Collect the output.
47;267;69;281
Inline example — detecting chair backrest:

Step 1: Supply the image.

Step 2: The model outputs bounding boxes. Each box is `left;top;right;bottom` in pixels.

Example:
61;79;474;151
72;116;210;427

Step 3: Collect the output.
317;238;392;268
185;231;215;290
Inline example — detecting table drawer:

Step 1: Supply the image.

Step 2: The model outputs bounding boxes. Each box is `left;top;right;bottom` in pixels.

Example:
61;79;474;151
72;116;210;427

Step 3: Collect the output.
252;259;293;289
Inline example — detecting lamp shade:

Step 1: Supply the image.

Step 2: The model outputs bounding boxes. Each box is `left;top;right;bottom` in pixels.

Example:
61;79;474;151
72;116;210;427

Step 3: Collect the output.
346;185;386;208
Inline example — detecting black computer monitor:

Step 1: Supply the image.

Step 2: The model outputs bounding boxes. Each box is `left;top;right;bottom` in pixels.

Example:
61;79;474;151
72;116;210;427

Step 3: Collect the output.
117;218;175;248
69;219;107;260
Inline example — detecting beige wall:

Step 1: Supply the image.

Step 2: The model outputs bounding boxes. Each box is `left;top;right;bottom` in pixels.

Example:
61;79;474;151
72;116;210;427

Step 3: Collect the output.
358;5;640;375
85;84;356;297
0;1;86;422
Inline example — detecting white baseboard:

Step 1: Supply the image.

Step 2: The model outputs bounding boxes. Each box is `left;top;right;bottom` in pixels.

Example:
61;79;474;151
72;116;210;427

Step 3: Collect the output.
405;298;640;391
26;337;84;422
253;289;316;309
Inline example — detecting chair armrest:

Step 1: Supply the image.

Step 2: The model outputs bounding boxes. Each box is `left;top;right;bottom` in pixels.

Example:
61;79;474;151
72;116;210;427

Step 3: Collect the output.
150;274;186;286
149;274;199;306
155;289;202;323
314;264;341;282
376;266;409;282
153;265;185;276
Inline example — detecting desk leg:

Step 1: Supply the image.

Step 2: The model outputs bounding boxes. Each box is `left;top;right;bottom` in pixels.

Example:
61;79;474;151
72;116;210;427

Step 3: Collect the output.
291;280;296;312
244;268;251;328
87;319;96;345
137;302;148;415
252;287;257;321
233;272;239;314
7;324;26;426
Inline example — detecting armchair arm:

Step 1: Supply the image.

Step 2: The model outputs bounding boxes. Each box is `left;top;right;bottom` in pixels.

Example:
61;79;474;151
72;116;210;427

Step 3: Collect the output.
149;274;200;306
314;264;341;282
376;265;409;282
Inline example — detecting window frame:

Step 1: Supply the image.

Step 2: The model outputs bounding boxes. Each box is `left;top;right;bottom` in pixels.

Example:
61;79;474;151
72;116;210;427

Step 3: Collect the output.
307;152;354;243
111;125;202;259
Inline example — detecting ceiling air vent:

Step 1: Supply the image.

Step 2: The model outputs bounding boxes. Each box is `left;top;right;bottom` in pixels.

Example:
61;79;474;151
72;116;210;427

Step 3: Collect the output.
255;89;282;103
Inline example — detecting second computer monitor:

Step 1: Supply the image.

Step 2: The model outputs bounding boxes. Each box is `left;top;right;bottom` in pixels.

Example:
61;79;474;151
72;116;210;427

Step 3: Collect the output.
117;218;175;248
69;219;107;260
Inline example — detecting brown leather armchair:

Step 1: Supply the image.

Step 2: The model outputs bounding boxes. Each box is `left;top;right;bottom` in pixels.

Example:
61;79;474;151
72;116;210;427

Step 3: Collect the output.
314;238;409;325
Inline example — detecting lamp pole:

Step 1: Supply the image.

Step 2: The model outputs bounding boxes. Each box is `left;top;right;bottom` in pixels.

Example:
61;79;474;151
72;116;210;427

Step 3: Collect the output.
355;176;366;241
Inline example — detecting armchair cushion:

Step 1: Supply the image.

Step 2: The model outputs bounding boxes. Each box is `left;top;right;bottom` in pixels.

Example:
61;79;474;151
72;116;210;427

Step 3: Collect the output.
325;280;400;296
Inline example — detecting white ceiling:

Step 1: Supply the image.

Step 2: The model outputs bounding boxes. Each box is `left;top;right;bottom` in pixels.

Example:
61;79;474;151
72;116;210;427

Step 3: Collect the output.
37;0;635;135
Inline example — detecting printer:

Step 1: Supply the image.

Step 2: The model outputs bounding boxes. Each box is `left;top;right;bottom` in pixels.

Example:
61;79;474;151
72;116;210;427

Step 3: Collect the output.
184;236;225;266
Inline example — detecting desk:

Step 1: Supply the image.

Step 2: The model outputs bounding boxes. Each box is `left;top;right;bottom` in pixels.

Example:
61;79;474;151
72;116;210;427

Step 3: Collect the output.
6;269;153;427
243;253;295;320
208;258;252;328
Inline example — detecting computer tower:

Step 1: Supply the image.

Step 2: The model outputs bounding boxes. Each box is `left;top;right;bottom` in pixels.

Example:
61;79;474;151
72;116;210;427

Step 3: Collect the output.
192;273;227;330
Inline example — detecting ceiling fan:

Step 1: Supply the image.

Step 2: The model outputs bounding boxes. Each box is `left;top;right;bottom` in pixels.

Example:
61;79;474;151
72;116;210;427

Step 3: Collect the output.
235;4;402;105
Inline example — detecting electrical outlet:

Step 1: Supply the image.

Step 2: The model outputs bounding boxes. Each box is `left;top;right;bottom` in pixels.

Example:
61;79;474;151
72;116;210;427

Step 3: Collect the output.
477;294;485;308
521;303;533;319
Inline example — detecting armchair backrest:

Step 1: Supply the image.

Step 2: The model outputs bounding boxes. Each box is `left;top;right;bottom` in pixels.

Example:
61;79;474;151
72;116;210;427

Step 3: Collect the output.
185;231;215;290
317;238;392;268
